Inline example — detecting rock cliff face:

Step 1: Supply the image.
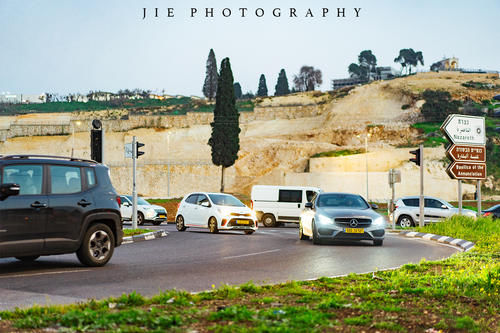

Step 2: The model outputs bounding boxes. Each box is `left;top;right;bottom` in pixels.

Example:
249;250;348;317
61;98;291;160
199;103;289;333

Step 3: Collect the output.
0;72;498;199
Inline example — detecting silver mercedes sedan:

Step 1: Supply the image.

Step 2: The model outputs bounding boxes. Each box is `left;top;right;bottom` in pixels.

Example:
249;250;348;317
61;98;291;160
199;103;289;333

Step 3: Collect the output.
299;192;386;246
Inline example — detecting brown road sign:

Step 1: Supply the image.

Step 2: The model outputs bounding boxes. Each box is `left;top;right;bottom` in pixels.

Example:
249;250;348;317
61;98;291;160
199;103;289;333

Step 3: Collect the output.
446;144;486;163
446;162;486;180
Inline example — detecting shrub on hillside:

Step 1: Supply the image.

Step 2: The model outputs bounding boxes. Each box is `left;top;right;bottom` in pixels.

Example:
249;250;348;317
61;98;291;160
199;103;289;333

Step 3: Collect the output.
420;90;461;122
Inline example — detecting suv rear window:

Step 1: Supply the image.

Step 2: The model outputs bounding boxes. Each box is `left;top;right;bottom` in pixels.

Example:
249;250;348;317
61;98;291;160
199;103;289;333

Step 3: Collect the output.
402;198;419;207
279;190;302;203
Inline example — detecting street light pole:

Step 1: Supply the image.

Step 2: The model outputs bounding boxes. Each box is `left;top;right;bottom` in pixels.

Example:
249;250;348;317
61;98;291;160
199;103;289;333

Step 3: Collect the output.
365;134;370;201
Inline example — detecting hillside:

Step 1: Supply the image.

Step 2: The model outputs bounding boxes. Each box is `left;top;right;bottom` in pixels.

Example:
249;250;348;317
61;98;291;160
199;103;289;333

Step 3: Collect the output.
0;72;499;199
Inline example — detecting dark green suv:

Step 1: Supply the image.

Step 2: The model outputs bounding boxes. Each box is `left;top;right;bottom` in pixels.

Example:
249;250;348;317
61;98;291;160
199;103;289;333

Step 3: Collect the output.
0;155;123;266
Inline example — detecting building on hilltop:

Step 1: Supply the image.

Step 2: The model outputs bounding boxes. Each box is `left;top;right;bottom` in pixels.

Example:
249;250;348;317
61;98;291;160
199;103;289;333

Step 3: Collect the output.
430;57;459;71
331;66;399;90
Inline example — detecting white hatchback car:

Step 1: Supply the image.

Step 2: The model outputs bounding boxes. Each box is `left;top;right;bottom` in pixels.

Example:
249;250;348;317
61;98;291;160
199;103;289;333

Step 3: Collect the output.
175;192;258;234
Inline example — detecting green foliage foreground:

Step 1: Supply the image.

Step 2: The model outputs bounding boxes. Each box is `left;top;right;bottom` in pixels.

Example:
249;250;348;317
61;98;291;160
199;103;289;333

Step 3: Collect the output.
1;217;498;332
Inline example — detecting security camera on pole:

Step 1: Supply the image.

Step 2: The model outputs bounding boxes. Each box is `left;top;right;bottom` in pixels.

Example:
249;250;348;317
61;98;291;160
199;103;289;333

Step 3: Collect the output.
125;136;146;229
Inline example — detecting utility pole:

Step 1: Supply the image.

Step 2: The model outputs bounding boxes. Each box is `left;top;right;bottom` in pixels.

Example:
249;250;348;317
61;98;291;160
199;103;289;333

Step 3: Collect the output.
419;144;424;227
132;136;138;229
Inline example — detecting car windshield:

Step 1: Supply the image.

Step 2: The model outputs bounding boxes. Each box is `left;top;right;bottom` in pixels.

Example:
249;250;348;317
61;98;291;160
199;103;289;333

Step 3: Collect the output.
208;194;246;207
317;193;369;209
125;196;150;206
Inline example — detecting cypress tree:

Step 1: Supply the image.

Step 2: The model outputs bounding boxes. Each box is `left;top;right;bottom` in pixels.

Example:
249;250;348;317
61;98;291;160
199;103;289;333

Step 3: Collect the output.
202;49;218;100
233;82;242;99
208;58;241;192
274;69;290;96
257;74;268;97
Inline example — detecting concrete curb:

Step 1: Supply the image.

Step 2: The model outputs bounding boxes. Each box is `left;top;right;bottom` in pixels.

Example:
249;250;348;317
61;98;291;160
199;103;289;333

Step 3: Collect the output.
399;231;475;252
122;230;168;244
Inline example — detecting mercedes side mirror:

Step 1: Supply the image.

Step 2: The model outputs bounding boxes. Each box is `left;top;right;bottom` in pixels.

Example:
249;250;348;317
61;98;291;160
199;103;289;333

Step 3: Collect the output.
0;183;20;200
441;204;448;209
305;202;313;209
371;203;379;210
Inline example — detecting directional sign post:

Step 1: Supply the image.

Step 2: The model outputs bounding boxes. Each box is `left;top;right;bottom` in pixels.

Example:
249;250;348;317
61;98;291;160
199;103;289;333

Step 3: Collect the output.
440;114;486;215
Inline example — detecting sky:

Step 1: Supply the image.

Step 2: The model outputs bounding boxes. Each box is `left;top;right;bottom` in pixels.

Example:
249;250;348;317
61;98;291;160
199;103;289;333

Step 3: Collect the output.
1;0;499;97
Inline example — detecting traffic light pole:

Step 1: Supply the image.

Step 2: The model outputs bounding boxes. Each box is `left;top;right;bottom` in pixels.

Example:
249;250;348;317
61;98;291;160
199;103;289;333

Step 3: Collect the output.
458;180;462;215
419;144;424;227
132;136;138;229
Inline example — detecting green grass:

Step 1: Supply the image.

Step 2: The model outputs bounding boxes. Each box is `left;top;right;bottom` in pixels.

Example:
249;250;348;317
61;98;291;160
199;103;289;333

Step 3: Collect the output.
0;98;254;115
311;149;364;158
1;216;499;332
147;198;183;204
123;228;154;237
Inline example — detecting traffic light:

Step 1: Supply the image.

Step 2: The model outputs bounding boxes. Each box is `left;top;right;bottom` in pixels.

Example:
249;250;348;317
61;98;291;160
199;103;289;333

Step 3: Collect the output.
135;141;145;158
409;147;421;166
90;129;102;162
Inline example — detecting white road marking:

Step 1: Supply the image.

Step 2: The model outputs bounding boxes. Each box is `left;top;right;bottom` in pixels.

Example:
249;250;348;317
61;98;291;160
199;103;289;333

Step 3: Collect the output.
223;249;280;260
0;269;92;279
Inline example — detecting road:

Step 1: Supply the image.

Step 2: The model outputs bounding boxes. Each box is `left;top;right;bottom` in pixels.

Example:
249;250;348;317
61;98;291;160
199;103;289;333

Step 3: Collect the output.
0;223;458;310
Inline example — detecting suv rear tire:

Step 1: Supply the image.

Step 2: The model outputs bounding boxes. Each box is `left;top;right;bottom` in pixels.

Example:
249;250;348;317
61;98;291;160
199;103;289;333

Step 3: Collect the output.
397;215;414;228
77;223;115;267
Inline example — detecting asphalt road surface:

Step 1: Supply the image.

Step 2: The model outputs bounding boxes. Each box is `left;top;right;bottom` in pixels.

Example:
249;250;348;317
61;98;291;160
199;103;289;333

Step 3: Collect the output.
0;223;458;310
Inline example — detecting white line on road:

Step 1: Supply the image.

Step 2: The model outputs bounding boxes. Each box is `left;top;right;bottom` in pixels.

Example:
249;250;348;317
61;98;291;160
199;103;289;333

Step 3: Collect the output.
0;269;92;279
223;249;280;260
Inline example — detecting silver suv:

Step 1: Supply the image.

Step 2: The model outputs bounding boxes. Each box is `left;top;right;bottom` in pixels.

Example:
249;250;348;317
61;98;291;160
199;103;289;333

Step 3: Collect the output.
391;196;476;228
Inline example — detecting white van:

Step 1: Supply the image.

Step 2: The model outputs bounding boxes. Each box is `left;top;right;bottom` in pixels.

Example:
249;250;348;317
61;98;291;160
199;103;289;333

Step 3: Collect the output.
251;185;321;227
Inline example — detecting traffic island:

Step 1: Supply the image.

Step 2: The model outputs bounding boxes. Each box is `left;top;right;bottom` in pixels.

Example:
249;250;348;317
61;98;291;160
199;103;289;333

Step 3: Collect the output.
122;230;168;244
399;230;475;251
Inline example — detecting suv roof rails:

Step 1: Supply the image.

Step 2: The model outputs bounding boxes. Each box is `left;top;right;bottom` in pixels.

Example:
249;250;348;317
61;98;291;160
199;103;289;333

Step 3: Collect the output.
0;154;98;164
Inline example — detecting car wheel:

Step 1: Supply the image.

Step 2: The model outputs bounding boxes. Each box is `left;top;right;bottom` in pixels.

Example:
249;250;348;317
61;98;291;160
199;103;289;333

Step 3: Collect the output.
262;214;276;227
15;256;40;262
152;220;162;226
176;215;186;231
312;220;321;245
137;212;145;226
373;239;383;246
397;215;414;228
76;223;115;267
244;230;254;235
209;217;219;234
299;222;309;240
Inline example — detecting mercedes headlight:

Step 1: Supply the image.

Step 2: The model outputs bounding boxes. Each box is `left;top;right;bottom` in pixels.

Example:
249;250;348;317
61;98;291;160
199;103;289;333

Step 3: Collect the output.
372;216;386;227
318;214;334;225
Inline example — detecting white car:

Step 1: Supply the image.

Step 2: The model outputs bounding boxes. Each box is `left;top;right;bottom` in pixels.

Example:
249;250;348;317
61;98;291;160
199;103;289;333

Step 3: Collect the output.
175;192;258;234
120;195;167;226
390;196;476;228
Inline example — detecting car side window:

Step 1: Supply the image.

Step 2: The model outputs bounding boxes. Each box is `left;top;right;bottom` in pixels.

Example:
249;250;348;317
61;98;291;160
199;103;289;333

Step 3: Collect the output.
306;191;316;202
197;195;210;206
85;168;97;188
185;194;198;204
50;165;82;194
279;190;302;203
2;164;43;195
403;198;419;207
425;199;442;208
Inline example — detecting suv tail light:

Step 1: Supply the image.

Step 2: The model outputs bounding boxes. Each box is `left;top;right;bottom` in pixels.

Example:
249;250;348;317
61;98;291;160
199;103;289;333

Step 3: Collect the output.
116;196;121;206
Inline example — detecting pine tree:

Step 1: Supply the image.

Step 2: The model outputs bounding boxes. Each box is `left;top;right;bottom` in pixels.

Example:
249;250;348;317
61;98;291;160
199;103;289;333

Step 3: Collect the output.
257;74;268;97
208;58;241;192
202;49;218;100
274;69;290;96
233;82;242;99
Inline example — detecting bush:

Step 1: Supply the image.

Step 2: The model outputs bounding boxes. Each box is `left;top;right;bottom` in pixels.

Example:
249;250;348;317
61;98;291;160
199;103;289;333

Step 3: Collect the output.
420;90;461;122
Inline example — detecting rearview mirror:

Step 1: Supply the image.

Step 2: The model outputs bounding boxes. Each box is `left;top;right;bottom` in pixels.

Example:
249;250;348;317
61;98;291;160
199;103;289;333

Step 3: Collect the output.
441;204;448;209
0;183;20;200
371;203;379;210
123;202;131;207
201;201;210;207
305;202;313;209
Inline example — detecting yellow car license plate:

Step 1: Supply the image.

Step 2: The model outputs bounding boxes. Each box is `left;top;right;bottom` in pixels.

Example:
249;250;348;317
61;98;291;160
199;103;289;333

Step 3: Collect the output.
237;220;250;225
158;215;165;218
345;228;364;234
